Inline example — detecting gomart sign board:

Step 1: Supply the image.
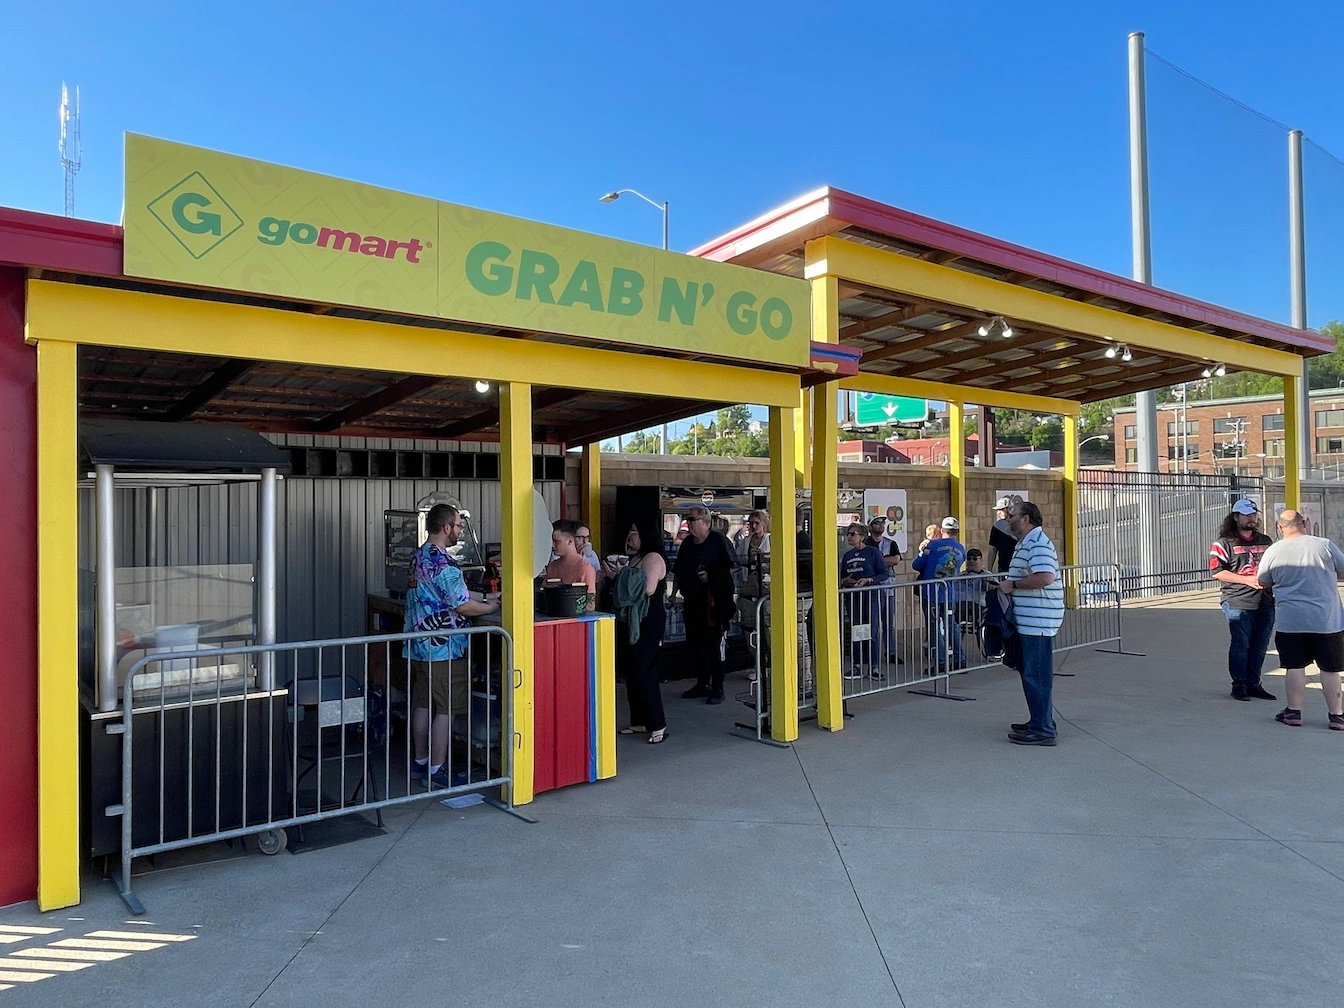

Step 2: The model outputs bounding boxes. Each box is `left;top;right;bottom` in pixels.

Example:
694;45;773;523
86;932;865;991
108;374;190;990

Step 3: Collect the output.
124;135;810;367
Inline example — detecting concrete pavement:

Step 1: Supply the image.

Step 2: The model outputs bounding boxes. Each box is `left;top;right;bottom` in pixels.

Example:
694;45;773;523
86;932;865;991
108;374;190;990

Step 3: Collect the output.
2;598;1341;1007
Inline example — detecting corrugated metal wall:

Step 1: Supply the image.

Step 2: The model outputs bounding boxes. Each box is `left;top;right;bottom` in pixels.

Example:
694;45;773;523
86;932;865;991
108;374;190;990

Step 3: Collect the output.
79;477;562;642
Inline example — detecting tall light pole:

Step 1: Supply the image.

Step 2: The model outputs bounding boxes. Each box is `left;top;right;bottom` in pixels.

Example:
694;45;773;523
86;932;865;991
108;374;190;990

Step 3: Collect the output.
600;188;671;452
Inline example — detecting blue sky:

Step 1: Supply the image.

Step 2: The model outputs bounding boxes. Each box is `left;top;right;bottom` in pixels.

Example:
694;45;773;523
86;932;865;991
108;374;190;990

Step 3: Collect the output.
3;1;1342;441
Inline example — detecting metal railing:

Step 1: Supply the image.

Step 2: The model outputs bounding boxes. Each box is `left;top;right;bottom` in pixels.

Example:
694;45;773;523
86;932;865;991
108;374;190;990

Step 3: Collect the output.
110;626;515;913
736;593;815;745
737;565;1124;738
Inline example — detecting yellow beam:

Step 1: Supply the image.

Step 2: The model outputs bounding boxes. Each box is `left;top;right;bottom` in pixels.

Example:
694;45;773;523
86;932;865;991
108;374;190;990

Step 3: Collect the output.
25;280;801;409
581;444;601;557
810;382;843;731
948;401;965;531
36;339;80;910
500;382;535;805
1062;414;1079;567
1284;375;1302;511
841;374;1080;418
592;617;616;780
809;236;1305;379
768;404;799;743
805;251;844;732
794;387;812;489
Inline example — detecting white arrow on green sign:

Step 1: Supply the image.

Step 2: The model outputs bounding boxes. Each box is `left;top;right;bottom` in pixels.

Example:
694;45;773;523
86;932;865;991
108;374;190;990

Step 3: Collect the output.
855;392;928;426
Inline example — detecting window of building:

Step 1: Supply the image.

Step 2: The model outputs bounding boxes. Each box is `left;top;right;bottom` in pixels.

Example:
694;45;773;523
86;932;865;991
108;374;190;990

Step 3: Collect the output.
1123;425;1137;440
1166;445;1199;460
1315;409;1344;429
1212;417;1246;434
1125;447;1137;464
1317;436;1344;455
1166;420;1198;436
1263;439;1285;458
1263;413;1285;431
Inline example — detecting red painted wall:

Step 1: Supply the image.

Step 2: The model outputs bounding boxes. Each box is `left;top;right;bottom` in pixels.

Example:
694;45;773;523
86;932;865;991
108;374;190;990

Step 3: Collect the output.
0;267;38;906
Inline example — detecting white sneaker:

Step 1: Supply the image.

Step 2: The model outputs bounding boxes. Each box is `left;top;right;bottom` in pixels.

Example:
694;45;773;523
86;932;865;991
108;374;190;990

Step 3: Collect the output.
843;665;866;680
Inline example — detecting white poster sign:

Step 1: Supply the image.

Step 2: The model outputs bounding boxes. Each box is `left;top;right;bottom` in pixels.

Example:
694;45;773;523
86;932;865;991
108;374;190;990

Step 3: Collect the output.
862;489;908;554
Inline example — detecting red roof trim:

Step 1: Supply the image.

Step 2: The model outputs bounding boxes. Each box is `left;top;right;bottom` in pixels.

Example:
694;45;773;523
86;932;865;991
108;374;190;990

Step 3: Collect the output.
0;208;124;278
692;186;1332;354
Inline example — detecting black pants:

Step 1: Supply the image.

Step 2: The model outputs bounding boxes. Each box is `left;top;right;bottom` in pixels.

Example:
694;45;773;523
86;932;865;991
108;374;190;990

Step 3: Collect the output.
684;612;726;691
617;630;666;731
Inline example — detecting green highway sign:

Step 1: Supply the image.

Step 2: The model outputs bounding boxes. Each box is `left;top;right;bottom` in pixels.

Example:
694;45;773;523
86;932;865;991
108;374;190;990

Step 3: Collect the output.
855;392;928;426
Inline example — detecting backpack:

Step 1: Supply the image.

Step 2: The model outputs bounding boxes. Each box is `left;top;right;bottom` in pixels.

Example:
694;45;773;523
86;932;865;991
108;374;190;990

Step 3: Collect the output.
613;565;650;645
980;588;1021;671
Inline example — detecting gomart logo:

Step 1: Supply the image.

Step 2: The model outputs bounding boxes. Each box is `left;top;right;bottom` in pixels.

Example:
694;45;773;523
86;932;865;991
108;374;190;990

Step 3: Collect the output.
147;172;244;259
464;241;794;341
256;217;427;263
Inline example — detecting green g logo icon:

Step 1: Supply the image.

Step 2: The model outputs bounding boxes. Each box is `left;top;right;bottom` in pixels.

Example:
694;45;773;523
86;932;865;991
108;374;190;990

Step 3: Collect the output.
147;171;244;259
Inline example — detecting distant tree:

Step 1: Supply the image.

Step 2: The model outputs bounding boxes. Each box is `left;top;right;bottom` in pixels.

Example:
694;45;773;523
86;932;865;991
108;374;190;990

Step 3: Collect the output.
621;430;663;453
1308;320;1344;389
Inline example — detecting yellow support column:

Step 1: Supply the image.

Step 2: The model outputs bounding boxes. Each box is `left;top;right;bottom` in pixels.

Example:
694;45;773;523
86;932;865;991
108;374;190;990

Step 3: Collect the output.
947;400;966;529
768;403;799;742
794;387;812;489
810;382;842;730
500;382;535;806
1062;413;1080;567
581;442;601;556
806;247;844;731
36;339;80;910
1284;373;1303;511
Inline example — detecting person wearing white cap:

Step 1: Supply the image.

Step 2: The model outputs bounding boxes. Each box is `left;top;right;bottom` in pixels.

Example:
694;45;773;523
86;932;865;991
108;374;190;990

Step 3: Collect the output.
1208;498;1276;701
987;496;1019;573
913;516;967;669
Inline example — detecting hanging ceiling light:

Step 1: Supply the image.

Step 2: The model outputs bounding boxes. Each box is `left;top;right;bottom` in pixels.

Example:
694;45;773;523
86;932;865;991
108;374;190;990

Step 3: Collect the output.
1214;363;1226;377
977;315;1013;339
1104;345;1118;359
474;380;491;394
1121;345;1133;362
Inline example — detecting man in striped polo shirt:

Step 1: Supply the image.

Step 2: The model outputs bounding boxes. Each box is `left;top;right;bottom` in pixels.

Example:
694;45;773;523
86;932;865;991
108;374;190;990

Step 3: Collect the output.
999;501;1066;745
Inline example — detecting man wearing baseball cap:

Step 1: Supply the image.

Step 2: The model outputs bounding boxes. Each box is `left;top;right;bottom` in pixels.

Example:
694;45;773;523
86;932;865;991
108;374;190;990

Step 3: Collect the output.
1209;498;1276;701
988;496;1018;573
913;516;967;669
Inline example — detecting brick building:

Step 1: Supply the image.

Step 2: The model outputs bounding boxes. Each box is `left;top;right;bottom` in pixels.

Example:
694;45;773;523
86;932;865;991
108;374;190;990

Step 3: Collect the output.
1113;388;1344;476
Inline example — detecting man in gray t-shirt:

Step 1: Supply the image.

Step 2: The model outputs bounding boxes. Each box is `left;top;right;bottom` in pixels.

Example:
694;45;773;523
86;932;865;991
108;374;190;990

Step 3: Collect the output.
1255;510;1344;730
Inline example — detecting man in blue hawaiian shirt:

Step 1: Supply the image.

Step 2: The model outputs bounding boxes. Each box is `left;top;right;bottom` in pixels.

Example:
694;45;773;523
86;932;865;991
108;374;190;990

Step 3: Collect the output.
404;503;499;787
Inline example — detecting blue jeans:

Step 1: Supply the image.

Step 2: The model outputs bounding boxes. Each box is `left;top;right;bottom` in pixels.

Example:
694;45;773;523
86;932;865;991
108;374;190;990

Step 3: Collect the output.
1220;600;1275;688
1018;634;1056;738
922;593;965;667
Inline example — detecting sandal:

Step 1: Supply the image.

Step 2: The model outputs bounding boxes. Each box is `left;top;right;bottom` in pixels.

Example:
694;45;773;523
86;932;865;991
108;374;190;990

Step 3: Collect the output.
1328;713;1344;731
647;728;669;744
619;726;646;735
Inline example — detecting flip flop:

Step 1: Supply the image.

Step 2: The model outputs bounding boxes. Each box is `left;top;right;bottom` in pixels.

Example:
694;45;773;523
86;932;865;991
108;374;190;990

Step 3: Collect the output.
619;726;646;735
647;728;669;744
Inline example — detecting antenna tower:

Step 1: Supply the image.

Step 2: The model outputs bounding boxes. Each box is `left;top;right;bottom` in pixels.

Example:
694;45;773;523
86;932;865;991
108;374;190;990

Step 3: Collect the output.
59;83;82;217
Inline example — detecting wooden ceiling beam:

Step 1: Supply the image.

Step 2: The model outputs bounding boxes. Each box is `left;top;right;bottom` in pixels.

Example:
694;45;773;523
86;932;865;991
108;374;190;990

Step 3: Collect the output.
860;319;985;365
310;374;445;431
839;301;943;342
943;341;1105;385
560;398;718;447
163;360;257;422
428;387;585;439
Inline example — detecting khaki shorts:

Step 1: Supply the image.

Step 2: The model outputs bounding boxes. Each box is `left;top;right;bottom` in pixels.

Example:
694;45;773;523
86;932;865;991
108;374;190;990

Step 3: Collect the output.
409;657;471;716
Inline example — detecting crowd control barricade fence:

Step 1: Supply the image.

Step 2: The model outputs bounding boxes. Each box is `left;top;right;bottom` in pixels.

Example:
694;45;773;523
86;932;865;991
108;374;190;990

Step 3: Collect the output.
109;626;515;913
736;592;816;745
736;565;1124;741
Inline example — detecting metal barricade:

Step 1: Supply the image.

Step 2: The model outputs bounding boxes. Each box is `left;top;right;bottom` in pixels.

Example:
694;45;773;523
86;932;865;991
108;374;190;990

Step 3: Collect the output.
110;626;515;913
735;593;815;745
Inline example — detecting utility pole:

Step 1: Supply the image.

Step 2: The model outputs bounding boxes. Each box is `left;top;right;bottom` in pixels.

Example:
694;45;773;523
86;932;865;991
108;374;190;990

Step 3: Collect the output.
1129;31;1161;589
1289;130;1310;478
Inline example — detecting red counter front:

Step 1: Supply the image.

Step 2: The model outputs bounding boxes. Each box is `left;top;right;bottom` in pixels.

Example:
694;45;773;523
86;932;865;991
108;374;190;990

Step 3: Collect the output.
533;614;615;795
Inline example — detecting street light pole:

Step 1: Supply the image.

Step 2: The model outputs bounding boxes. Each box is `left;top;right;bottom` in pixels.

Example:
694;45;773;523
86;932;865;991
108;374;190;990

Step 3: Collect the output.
600;187;671;454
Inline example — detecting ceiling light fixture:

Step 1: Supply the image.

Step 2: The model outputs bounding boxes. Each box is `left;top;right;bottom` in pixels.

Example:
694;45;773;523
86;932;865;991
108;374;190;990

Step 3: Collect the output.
1104;345;1118;359
1121;345;1133;362
977;315;1013;339
474;380;491;394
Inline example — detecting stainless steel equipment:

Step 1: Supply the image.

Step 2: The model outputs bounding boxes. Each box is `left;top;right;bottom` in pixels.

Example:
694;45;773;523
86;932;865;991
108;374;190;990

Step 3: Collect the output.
384;492;487;595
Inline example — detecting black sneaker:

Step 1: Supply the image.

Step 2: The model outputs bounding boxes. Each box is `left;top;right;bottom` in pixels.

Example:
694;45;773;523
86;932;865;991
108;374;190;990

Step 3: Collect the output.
1011;722;1031;733
1008;731;1057;746
706;689;725;705
1230;686;1250;701
1245;684;1277;700
682;684;710;699
1275;707;1303;727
